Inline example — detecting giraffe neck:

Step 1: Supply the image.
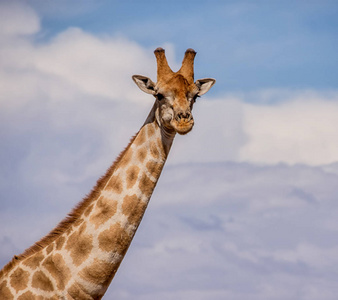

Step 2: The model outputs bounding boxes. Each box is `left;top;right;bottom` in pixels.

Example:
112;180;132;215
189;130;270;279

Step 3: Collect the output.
0;105;176;299
65;118;173;297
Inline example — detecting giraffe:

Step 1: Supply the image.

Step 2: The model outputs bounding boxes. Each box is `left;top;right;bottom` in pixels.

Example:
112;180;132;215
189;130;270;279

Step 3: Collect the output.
0;48;215;299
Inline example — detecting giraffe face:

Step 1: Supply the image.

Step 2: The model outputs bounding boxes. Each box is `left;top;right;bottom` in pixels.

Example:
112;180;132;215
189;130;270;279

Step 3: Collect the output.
154;74;197;135
132;74;215;135
133;48;215;134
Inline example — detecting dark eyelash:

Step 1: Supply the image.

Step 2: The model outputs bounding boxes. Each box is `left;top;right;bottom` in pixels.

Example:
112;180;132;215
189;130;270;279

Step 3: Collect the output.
192;94;200;102
157;93;164;101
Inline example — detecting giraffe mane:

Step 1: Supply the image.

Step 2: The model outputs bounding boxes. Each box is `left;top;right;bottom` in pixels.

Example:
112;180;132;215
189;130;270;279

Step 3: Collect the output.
1;133;139;273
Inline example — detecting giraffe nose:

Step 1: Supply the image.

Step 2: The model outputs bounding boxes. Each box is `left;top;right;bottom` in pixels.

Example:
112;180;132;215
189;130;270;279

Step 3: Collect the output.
176;111;192;122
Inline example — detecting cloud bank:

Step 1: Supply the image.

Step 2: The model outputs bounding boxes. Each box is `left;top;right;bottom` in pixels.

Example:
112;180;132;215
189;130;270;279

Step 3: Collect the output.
1;1;338;168
107;162;338;300
1;2;338;300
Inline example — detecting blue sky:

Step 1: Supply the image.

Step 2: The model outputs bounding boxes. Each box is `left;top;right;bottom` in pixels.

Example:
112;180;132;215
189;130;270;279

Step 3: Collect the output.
1;1;338;299
28;0;338;94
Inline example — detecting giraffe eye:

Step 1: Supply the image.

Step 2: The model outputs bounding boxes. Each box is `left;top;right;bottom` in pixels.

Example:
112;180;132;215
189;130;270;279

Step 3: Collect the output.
156;93;164;101
191;94;199;103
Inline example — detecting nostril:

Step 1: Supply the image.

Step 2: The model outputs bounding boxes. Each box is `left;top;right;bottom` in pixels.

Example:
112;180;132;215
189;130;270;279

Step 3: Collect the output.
176;112;192;121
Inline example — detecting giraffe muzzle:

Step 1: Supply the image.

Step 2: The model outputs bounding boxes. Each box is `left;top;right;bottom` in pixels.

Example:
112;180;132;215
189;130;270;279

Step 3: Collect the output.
175;111;192;122
171;111;194;135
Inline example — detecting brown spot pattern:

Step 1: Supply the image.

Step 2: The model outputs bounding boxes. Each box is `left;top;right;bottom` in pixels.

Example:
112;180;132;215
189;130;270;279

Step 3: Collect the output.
150;140;160;159
122;194;148;225
17;291;34;299
22;253;44;269
20;293;57;300
68;283;92;300
106;175;123;194
32;270;54;292
56;236;65;250
79;223;87;234
73;217;84;227
147;123;155;137
139;173;155;198
156;137;166;157
9;267;29;292
98;223;131;255
146;161;162;177
90;196;117;228
66;228;93;266
137;147;147;163
79;258;117;286
134;128;146;146
126;166;140;189
46;243;54;255
42;254;70;290
84;204;94;217
119;148;132;169
0;281;13;299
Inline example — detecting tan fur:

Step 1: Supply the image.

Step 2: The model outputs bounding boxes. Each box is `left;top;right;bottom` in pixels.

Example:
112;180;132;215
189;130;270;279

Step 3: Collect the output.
0;48;215;299
55;235;66;250
0;281;12;299
90;196;118;228
146;160;162;177
106;175;123;194
134;128;146;146
79;258;116;286
10;268;29;292
126;166;140;189
31;270;54;291
17;291;34;299
154;48;174;82
138;173;155;198
0;130;140;296
46;243;54;255
122;194;147;225
98;223;132;255
42;254;70;290
0;134;138;277
65;225;93;266
137;146;147;163
68;283;93;300
178;48;196;83
22;253;44;269
150;140;161;159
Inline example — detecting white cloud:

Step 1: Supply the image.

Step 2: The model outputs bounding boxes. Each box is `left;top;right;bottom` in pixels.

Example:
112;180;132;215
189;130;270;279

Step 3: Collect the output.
1;3;338;300
105;162;338;300
0;1;40;36
33;28;156;101
2;162;338;299
171;91;338;166
0;31;154;111
240;91;338;165
1;2;338;168
0;2;157;194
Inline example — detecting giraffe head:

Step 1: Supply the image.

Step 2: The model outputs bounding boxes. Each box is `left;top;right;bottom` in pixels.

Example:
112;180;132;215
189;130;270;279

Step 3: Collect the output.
133;48;215;135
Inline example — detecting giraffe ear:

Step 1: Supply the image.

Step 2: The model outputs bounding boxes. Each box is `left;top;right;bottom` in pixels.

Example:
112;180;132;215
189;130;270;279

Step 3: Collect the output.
132;75;156;95
195;78;216;96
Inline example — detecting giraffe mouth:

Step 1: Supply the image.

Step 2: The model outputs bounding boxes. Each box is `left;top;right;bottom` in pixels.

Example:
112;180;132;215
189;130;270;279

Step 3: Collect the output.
160;107;194;135
171;118;194;135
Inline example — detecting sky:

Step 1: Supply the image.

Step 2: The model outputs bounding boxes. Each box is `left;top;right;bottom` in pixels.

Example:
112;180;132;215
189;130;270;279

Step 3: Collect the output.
1;0;338;299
